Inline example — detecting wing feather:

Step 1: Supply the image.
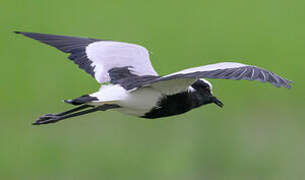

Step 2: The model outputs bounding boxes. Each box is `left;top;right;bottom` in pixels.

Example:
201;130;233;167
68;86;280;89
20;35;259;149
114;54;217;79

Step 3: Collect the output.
132;62;293;94
15;31;98;77
161;62;293;88
15;32;158;83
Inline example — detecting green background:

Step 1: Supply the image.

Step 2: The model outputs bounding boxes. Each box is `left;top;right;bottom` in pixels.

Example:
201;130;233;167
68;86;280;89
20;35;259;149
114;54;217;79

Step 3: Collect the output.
1;0;304;179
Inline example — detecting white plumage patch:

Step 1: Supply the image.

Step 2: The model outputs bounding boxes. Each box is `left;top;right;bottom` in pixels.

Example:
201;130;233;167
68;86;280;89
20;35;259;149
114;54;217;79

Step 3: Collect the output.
187;86;196;93
90;85;127;104
117;87;162;116
167;62;246;76
90;84;162;116
150;78;197;95
86;41;158;84
200;79;213;90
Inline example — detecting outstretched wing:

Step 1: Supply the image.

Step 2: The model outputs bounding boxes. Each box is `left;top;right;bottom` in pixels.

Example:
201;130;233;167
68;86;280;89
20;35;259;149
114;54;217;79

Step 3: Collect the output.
125;62;293;94
15;32;158;83
162;62;293;88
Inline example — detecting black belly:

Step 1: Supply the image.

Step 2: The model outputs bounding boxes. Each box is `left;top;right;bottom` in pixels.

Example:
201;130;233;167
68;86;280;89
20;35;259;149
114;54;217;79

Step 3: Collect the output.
141;92;195;119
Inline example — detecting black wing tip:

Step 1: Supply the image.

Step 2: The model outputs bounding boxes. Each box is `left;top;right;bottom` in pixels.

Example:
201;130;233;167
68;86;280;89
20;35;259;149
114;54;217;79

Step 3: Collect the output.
271;80;292;89
284;83;293;89
281;79;294;89
14;31;33;35
14;31;33;36
276;81;293;89
287;80;294;84
14;31;40;36
14;31;30;35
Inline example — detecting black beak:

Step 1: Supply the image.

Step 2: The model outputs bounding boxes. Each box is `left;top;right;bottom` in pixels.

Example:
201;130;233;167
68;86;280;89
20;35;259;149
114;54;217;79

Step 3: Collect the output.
211;96;224;108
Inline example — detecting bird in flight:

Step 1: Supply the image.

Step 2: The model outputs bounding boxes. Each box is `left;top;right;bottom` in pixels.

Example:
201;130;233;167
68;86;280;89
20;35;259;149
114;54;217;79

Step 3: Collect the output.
15;32;293;125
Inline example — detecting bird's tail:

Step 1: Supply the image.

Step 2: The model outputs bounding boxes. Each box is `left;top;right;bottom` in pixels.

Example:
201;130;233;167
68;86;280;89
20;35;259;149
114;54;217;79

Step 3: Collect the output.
64;95;98;105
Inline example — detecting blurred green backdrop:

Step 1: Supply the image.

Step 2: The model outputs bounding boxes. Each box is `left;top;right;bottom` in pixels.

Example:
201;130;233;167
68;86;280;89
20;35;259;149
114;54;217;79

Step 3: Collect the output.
1;0;304;179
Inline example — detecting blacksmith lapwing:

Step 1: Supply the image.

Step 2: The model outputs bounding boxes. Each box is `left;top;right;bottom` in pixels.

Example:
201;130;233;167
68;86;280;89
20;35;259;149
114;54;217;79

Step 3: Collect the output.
15;32;293;125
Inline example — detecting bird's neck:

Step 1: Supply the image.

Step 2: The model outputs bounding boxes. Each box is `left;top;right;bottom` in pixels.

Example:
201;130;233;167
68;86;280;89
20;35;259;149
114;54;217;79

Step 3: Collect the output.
188;91;213;108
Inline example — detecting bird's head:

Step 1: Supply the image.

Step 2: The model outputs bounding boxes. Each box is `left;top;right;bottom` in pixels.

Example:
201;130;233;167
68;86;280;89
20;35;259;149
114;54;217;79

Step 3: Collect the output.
190;79;224;108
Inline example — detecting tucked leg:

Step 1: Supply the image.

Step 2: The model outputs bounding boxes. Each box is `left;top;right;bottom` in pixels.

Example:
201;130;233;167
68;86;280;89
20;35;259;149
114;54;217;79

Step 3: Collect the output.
33;104;120;125
38;105;91;120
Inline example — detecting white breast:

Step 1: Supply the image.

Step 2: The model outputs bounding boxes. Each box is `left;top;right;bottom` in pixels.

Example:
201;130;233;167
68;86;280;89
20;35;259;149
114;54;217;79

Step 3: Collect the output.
90;85;163;116
116;87;163;116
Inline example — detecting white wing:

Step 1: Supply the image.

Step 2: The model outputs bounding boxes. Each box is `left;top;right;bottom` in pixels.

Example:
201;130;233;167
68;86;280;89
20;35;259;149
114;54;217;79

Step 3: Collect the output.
16;32;158;84
133;62;293;95
168;62;246;75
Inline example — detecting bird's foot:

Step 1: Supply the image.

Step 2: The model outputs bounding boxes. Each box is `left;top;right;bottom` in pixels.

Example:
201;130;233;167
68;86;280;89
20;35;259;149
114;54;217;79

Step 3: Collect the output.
33;114;61;125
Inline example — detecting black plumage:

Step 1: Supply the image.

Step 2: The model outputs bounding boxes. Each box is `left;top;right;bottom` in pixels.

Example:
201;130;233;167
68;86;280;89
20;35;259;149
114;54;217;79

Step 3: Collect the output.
143;80;223;118
15;31;101;77
108;66;159;90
